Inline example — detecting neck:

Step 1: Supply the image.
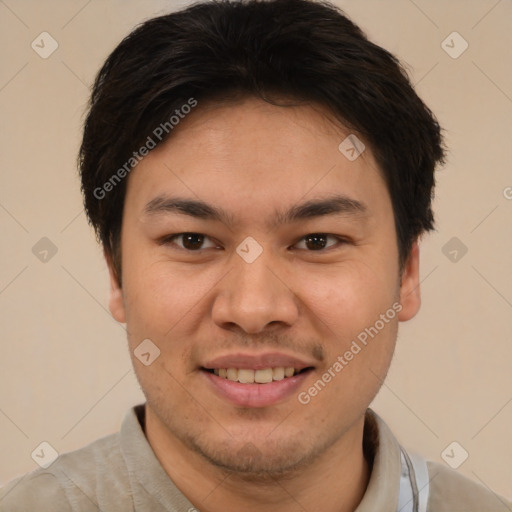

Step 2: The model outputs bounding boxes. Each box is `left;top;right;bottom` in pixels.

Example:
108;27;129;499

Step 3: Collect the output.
144;406;372;512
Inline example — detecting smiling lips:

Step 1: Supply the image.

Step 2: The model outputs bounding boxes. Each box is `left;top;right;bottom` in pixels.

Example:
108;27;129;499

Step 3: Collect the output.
202;351;314;383
201;352;315;407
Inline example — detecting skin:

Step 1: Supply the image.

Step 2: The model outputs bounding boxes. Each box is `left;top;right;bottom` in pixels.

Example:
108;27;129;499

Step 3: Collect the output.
106;96;421;512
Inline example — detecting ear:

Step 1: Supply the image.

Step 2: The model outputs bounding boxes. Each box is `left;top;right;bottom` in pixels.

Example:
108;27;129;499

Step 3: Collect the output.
104;249;126;324
397;240;421;322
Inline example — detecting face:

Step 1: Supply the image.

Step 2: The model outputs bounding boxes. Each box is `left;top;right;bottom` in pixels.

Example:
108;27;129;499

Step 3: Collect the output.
107;96;421;476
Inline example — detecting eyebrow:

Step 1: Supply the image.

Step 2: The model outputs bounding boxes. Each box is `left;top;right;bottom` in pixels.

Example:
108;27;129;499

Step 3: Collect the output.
143;193;369;230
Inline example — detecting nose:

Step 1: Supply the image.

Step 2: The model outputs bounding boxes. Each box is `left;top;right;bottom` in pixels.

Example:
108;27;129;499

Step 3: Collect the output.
211;248;300;334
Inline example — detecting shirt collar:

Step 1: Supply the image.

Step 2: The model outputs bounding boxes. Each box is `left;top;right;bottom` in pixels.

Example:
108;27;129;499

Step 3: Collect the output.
355;408;402;511
119;404;196;511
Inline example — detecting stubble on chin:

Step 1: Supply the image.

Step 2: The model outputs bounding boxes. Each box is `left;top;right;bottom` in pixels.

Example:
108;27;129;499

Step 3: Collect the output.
148;397;345;482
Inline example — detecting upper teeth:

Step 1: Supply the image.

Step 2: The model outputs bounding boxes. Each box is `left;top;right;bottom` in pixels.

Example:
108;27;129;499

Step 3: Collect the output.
213;367;297;383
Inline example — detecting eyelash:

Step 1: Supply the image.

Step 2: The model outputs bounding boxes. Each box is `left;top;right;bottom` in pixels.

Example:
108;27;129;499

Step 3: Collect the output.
159;232;350;253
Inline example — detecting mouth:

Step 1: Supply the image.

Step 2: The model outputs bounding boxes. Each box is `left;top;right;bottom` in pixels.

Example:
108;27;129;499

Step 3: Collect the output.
200;353;316;407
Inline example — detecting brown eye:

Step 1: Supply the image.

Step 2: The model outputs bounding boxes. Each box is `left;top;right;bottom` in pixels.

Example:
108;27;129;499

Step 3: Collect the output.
162;232;217;251
294;233;346;251
180;233;204;250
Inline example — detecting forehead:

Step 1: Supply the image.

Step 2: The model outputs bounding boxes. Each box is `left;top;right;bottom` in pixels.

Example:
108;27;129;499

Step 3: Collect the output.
124;96;390;226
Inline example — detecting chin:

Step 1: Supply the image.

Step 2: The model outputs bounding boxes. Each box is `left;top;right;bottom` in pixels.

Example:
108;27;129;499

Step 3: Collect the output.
176;423;336;480
192;438;318;478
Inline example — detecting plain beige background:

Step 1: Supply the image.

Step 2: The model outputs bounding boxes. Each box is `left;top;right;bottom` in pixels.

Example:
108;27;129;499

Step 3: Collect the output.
1;0;511;502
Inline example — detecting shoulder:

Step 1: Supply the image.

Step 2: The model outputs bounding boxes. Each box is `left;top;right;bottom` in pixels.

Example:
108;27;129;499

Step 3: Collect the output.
0;432;126;512
427;460;512;511
0;471;73;512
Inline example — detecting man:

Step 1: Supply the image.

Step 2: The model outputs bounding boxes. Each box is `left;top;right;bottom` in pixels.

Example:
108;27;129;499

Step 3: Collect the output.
1;0;510;510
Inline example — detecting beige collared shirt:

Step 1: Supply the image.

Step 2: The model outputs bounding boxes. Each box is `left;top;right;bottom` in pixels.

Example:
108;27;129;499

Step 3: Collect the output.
1;405;510;511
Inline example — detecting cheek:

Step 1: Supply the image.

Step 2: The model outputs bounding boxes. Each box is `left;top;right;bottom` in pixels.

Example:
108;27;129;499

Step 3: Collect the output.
123;264;197;389
301;268;399;413
302;259;399;335
122;256;219;356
